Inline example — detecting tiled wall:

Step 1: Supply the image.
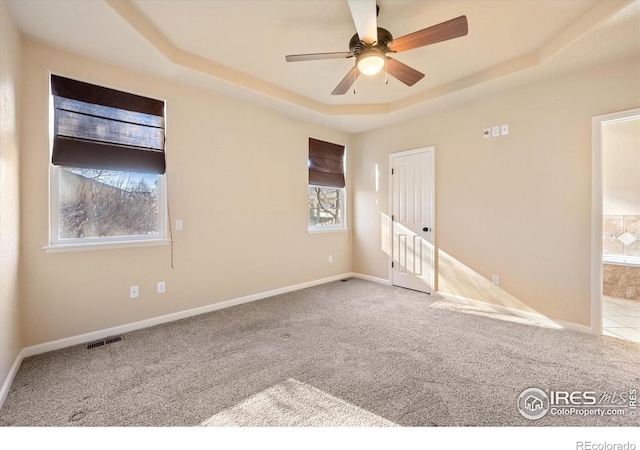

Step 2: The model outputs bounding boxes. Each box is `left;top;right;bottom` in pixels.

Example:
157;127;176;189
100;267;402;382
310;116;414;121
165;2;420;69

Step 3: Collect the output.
603;264;640;301
603;216;640;301
603;215;640;256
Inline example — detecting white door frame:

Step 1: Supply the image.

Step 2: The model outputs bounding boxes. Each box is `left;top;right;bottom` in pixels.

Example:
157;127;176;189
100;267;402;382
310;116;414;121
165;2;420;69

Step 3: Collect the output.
388;147;436;292
590;108;640;335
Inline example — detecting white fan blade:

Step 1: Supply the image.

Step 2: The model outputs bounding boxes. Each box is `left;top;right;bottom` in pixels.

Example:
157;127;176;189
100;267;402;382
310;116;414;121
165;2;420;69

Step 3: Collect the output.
347;0;378;44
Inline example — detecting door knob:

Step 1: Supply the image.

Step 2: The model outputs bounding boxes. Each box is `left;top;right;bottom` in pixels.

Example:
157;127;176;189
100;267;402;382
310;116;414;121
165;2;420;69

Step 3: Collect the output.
423;227;430;232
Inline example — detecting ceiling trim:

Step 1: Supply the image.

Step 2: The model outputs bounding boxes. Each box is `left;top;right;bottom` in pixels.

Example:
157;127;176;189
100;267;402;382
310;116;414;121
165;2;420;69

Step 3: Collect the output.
106;0;335;114
391;0;631;113
107;0;631;118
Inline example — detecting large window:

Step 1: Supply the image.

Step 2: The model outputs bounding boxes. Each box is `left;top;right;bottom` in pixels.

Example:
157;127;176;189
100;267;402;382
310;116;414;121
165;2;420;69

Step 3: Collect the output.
308;138;346;230
49;75;167;246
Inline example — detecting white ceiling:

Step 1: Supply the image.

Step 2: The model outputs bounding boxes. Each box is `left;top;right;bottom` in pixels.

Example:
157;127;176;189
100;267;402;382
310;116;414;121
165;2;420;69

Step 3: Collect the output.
6;0;640;133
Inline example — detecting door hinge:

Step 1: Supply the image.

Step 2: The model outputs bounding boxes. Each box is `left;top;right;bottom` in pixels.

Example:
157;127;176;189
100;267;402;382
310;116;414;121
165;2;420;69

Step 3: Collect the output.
391;215;395;221
391;261;395;268
391;168;394;175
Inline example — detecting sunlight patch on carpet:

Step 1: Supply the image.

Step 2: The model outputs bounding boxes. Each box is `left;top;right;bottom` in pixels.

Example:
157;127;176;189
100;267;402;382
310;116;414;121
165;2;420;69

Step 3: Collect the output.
201;378;398;427
429;299;552;327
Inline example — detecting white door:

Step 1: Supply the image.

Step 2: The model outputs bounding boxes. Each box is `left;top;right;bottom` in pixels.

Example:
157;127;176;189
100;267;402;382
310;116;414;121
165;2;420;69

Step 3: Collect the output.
391;148;434;294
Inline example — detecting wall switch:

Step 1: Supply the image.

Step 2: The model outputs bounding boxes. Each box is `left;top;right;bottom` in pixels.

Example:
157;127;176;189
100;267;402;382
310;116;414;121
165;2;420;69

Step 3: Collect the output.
483;128;491;139
328;255;333;263
492;126;500;137
157;281;165;294
491;274;500;286
175;219;183;231
501;124;509;135
130;285;139;298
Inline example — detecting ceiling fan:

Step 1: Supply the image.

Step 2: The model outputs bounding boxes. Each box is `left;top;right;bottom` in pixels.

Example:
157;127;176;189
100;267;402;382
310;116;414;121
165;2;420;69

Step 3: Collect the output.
285;0;468;95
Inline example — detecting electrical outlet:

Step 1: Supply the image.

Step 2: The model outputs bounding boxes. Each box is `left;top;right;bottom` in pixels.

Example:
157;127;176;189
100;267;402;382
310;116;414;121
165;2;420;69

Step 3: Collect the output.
491;274;500;286
130;285;139;298
492;126;500;137
175;219;183;231
157;281;165;294
328;255;333;263
501;124;509;135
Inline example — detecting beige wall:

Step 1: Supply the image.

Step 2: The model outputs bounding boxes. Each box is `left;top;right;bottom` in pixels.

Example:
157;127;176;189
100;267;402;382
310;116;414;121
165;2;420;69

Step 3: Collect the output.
352;57;640;326
19;39;352;346
603;118;640;216
0;1;22;392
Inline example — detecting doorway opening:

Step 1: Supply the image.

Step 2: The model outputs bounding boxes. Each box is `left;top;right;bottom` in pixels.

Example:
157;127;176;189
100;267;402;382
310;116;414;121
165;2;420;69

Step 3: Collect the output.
592;108;640;342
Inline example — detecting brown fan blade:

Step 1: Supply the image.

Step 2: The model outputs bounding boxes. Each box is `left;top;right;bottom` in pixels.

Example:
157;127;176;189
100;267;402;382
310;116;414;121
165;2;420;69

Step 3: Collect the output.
347;0;378;44
386;57;425;87
331;66;360;95
388;15;468;53
286;52;353;62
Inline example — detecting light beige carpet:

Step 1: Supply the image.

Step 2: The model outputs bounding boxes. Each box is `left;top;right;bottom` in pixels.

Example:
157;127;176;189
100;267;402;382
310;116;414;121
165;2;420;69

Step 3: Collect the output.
1;279;638;427
201;378;397;427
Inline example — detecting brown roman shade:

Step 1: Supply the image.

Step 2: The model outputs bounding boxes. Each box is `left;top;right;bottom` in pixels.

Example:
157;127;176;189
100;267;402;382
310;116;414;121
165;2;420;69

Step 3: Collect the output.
51;75;166;174
308;138;345;188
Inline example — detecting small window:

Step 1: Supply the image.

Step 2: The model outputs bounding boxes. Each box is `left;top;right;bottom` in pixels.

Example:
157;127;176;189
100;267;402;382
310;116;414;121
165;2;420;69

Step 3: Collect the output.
49;75;167;246
308;185;344;228
308;138;346;230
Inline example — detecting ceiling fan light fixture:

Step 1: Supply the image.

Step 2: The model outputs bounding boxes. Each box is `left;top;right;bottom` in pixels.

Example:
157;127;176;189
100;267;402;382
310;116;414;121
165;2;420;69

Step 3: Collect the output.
357;49;385;76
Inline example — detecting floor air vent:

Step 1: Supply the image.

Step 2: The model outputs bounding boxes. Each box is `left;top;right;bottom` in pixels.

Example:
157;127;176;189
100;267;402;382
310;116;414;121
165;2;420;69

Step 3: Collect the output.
87;336;122;350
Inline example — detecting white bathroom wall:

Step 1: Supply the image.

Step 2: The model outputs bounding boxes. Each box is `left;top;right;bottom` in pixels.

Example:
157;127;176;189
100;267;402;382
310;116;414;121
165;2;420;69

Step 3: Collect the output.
603;118;640;216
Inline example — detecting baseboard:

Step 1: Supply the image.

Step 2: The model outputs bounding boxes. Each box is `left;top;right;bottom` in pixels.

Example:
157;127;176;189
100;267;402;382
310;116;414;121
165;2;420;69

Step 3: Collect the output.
552;318;592;335
349;272;391;285
436;292;592;334
0;349;26;410
21;273;353;359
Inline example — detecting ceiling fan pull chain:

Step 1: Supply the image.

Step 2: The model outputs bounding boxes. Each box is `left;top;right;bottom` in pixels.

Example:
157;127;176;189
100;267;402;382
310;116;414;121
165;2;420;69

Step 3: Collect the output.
353;62;358;94
385;58;389;85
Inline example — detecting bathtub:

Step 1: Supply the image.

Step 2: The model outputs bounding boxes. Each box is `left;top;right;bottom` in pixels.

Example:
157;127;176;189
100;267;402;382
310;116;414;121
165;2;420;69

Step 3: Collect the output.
603;254;640;267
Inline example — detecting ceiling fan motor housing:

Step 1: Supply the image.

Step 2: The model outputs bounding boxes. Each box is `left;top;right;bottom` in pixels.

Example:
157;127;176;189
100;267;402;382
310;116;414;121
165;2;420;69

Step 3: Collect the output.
349;27;393;56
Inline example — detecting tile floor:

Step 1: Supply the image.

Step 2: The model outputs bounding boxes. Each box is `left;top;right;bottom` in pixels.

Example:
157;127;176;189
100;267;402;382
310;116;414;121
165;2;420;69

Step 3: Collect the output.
603;296;640;343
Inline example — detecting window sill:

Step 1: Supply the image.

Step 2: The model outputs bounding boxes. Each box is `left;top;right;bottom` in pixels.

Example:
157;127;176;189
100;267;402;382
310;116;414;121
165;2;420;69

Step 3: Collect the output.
308;228;349;234
42;239;171;253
